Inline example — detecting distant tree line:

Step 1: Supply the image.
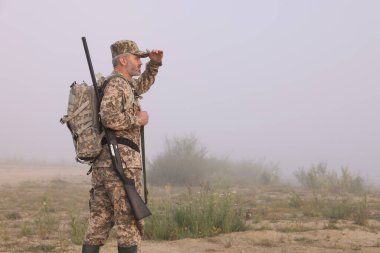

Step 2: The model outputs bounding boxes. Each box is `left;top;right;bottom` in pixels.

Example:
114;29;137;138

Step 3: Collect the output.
148;135;279;187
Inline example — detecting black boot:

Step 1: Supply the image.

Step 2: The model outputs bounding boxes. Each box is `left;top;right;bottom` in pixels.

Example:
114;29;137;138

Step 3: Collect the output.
118;245;137;253
82;244;100;253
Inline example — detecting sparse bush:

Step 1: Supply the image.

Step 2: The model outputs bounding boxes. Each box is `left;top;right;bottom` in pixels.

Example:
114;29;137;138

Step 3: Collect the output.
214;160;279;186
294;163;328;194
340;167;365;194
20;222;34;237
294;163;365;195
34;201;57;239
70;214;88;245
5;211;22;220
321;199;354;220
149;135;279;187
27;244;55;252
323;220;339;230
144;188;247;240
301;195;369;226
353;195;368;226
288;192;302;208
294;236;314;243
256;238;276;247
149;135;207;186
50;178;69;189
57;224;70;251
277;222;311;233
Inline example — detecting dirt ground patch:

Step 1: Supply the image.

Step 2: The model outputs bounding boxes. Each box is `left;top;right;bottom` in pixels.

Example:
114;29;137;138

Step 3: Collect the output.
72;229;380;253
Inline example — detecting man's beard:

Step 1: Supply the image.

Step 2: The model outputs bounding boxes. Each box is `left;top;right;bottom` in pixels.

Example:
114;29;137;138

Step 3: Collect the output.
126;64;141;77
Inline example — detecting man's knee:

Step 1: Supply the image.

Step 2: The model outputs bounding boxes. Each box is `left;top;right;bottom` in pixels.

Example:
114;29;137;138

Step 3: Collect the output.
84;216;113;246
116;217;141;247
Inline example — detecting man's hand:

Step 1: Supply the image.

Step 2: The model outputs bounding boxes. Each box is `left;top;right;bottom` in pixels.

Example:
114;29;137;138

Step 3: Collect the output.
137;111;149;126
147;49;163;63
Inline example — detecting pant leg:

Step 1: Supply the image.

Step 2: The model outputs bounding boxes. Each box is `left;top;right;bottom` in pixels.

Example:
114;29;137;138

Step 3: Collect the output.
84;167;114;246
101;165;144;247
126;167;145;237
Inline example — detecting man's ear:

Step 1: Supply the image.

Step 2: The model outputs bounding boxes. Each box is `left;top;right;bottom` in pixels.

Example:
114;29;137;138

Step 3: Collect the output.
119;55;128;66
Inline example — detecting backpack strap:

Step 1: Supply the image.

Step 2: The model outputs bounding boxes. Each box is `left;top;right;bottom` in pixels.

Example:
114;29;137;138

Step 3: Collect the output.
76;121;93;135
96;73;124;103
60;100;90;124
101;73;139;98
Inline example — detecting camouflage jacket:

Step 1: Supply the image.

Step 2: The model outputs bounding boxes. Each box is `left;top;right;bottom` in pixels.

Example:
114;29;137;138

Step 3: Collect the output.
93;60;161;168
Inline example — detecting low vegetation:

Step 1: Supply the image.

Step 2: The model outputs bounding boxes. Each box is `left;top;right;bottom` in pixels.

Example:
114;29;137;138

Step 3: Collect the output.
0;177;379;252
0;136;379;252
145;187;247;240
294;162;366;195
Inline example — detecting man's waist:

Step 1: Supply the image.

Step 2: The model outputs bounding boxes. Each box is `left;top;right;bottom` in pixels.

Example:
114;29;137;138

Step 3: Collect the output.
101;136;140;153
113;129;140;145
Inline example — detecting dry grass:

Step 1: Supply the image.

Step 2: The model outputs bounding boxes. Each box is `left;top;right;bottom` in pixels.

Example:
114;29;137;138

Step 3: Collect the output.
1;172;380;252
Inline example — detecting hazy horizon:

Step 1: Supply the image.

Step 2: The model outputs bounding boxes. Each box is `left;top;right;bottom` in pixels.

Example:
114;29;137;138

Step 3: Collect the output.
0;1;379;181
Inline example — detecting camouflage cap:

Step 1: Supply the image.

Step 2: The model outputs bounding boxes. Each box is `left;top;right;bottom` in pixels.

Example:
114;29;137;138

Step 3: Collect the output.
110;40;149;59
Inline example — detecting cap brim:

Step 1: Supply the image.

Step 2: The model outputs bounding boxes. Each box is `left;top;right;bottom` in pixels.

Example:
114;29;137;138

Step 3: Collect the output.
133;51;149;58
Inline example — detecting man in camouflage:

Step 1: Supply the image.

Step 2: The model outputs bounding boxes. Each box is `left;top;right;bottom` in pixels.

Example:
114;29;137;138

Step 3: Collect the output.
82;40;163;253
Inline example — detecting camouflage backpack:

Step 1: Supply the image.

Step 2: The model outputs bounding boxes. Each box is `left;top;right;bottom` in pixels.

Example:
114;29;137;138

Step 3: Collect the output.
60;76;107;164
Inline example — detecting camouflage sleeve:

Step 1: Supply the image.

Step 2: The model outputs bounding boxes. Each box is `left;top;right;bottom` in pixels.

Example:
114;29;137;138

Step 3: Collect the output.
99;77;140;130
134;60;162;95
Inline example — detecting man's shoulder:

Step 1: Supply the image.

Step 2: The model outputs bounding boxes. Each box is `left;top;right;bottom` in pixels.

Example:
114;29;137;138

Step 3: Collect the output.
105;74;128;90
107;73;127;84
103;73;135;97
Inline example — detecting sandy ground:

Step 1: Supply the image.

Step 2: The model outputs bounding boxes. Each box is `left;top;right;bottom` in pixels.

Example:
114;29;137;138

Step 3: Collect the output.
0;164;88;185
72;229;380;253
2;165;380;253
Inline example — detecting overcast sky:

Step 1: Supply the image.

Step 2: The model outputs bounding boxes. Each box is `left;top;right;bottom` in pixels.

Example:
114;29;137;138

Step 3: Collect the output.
0;0;379;180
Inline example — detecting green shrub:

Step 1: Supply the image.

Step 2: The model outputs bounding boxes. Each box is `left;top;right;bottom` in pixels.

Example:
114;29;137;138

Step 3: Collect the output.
145;189;247;240
323;220;338;230
149;135;207;186
70;215;88;245
288;193;302;208
27;244;55;252
353;195;368;226
321;199;354;220
20;222;34;237
149;135;279;187
34;201;57;239
294;163;365;195
5;211;22;220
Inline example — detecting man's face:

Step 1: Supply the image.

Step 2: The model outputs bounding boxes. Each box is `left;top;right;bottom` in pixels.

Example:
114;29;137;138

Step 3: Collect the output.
124;54;142;77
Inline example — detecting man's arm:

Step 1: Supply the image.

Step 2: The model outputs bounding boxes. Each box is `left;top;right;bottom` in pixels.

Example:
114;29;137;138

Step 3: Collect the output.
134;49;163;95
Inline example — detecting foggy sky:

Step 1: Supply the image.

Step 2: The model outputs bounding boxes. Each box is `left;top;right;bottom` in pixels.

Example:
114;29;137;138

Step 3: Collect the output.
0;0;379;181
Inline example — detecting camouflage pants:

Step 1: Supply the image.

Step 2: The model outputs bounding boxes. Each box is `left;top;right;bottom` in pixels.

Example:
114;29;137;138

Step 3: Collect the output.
84;165;144;247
